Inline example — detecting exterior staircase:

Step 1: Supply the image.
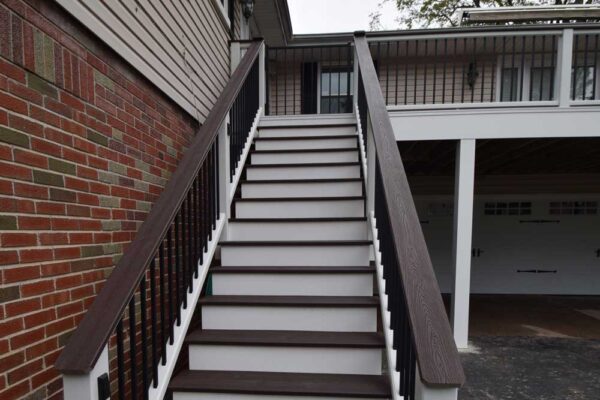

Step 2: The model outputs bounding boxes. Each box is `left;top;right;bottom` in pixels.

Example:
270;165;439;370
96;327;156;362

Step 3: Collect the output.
168;117;392;399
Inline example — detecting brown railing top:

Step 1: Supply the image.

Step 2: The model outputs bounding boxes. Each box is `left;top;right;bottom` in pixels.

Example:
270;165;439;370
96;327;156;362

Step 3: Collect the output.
354;32;465;387
55;40;263;374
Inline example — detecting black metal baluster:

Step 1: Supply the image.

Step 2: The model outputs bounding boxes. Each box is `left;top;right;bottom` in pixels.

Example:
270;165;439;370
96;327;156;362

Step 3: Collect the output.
175;214;182;319
540;35;547;100
481;36;486;103
470;38;476;103
414;40;418;104
423;39;428;103
128;296;137;400
167;228;174;344
140;276;148;399
500;36;506;101
491;36;497;101
404;41;409;105
530;35;536;100
395;41;400;105
510;36;516;101
451;38;456;103
150;259;158;388
573;34;579;100
584;34;590;100
461;38;466;103
593;34;599;99
187;191;193;293
159;243;166;365
116;320;125;399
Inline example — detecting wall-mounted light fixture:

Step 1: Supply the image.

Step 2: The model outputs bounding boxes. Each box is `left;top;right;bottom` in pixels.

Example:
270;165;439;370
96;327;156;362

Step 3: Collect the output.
467;62;479;89
241;0;254;19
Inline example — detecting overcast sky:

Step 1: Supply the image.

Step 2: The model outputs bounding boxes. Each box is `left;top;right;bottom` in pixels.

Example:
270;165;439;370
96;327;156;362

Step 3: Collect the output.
287;0;400;34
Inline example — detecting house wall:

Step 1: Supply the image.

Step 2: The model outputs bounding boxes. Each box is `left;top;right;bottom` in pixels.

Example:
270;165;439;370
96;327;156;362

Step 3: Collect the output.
0;0;235;399
54;0;232;122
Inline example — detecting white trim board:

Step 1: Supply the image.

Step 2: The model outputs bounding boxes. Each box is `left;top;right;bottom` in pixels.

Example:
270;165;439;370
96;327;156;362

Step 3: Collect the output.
389;106;600;140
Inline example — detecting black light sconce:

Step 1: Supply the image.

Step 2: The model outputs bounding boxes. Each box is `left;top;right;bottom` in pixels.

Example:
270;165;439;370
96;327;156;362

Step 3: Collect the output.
467;61;479;89
241;0;254;19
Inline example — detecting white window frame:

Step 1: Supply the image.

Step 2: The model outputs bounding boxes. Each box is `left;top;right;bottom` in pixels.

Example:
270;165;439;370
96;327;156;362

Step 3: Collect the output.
212;0;231;30
570;63;600;101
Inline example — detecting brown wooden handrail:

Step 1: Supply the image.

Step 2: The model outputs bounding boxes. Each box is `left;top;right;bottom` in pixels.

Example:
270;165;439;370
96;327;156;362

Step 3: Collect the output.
55;40;263;374
354;33;465;387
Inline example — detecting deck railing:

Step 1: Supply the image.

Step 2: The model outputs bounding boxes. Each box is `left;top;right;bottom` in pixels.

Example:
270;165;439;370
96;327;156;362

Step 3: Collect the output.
55;40;264;400
354;32;465;399
265;25;600;115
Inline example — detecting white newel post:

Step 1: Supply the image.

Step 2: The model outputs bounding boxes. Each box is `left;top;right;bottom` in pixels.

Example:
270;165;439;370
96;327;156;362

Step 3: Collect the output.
259;42;266;113
557;28;574;107
451;139;476;349
415;368;459;400
62;346;110;400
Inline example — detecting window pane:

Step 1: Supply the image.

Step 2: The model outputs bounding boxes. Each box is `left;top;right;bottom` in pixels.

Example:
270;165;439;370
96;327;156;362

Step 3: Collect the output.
330;72;340;96
321;73;330;96
530;67;554;101
500;68;519;102
571;66;595;100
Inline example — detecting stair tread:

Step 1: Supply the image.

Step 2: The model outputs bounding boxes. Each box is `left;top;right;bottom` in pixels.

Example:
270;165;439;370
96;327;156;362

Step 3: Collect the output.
233;195;365;202
199;295;379;307
228;217;367;222
169;370;390;397
242;178;363;184
252;148;357;154
246;161;361;168
220;240;371;246
210;265;374;273
186;329;385;347
255;134;358;141
259;122;356;129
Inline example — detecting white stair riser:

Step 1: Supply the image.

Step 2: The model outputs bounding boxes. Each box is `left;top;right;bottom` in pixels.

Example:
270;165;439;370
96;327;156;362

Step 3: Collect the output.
202;306;377;332
241;181;362;199
212;273;373;296
235;199;364;219
247;165;361;180
221;245;370;267
254;137;357;151
228;220;368;241
258;126;355;138
174;393;386;400
251;151;358;165
189;345;382;375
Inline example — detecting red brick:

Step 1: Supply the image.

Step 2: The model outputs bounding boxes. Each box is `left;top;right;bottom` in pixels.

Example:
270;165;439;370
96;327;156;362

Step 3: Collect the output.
3;264;40;282
0;250;19;266
64;176;88;192
7;358;44;385
13;149;48;168
0;380;30;399
30;105;61;128
0;318;24;337
18;215;52;230
26;337;58;361
35;202;65;215
8;79;43;105
31;366;59;389
1;233;37;247
30;137;61;158
56;300;83;319
5;298;41;318
0;161;32;181
19;248;52;263
39;232;67;246
0;91;28;115
53;246;80;260
21;280;55;297
62;147;86;164
60;90;85;112
55;274;82;289
0;352;25;374
45;316;74;337
41;290;69;308
0;58;26;83
14;182;48;199
23;308;56;330
44;126;73;147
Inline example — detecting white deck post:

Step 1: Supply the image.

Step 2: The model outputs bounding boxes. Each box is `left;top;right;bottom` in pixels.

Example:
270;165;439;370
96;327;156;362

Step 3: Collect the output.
62;346;109;400
451;139;476;349
259;42;266;113
557;28;574;107
415;368;459;400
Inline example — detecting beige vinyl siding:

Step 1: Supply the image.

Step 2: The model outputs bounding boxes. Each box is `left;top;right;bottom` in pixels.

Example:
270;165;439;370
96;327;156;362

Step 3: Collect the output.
233;0;243;40
269;62;302;115
56;0;231;122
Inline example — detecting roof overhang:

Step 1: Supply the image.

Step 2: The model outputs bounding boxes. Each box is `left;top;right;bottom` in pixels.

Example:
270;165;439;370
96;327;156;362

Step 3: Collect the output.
458;5;600;24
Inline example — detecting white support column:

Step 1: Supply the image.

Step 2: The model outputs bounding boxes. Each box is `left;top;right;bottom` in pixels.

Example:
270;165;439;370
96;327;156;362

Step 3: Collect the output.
415;368;458;400
218;122;231;240
557;28;574;107
451;139;476;349
62;346;109;400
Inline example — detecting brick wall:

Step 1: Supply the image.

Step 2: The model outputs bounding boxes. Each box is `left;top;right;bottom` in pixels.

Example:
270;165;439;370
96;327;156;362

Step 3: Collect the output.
0;0;205;398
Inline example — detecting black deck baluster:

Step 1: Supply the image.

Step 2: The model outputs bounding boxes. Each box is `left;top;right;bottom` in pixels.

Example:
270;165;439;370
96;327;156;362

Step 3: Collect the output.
140;276;148;399
116;320;125;399
404;41;409;105
573;34;579;100
519;36;526;101
510;36;516;101
187;191;193;293
461;38;466;103
150;259;158;388
159;243;166;365
175;213;183;316
481;36;486;103
500;36;506;101
414;40;418;104
584;34;590;100
491;36;497;101
451;38;457;103
443;38;447;104
423;39;428;103
167;228;174;344
395;41;400;105
128;296;137;400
